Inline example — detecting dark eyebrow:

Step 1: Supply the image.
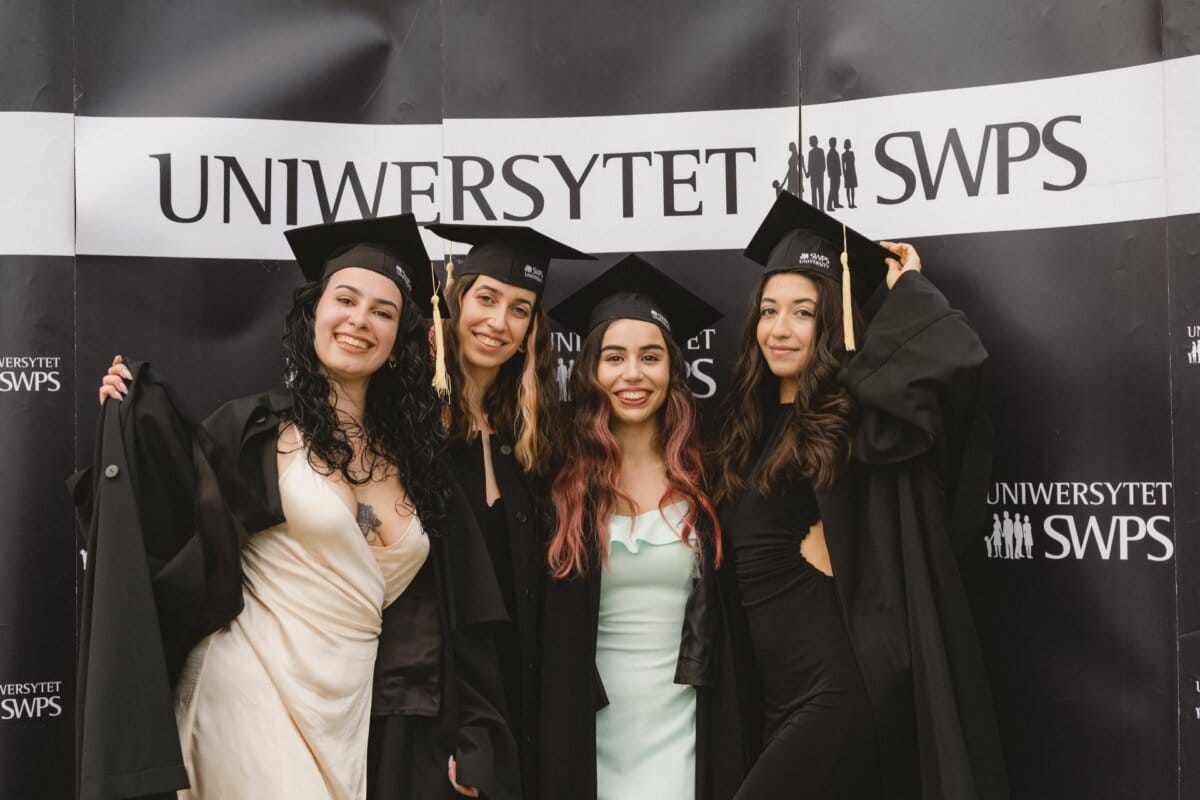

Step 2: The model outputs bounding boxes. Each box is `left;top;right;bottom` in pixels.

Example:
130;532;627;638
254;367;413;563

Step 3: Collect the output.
600;343;666;353
334;283;399;311
761;294;816;306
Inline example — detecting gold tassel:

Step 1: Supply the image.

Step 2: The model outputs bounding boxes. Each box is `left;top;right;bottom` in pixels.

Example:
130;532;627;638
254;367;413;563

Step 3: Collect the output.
431;256;451;398
444;255;456;296
841;224;856;352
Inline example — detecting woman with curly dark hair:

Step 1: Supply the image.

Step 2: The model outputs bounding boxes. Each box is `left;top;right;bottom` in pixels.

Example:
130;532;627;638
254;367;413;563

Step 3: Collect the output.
713;193;1008;799
537;256;746;800
89;214;518;800
423;223;593;800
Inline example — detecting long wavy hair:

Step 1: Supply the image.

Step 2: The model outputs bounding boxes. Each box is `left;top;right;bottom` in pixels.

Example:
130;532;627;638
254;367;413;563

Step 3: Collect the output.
442;273;565;477
548;320;722;579
712;270;861;505
280;278;451;534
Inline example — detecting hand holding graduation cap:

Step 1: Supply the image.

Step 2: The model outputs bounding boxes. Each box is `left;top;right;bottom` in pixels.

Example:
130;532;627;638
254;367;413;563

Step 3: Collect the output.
879;241;922;289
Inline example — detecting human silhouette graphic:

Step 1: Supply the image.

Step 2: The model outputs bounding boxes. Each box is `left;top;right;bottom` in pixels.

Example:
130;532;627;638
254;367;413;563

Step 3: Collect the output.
556;357;571;401
1022;515;1034;559
775;142;802;196
987;514;1000;558
803;136;826;211
782;141;801;196
826;138;843;210
842;139;858;209
1002;511;1014;559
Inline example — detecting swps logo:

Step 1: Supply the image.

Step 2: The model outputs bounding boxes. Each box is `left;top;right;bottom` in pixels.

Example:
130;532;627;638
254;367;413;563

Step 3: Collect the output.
523;264;544;284
987;481;1174;562
0;680;64;721
0;356;62;392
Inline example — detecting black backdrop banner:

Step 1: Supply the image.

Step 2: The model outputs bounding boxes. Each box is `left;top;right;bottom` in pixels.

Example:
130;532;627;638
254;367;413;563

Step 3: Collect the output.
0;1;1196;797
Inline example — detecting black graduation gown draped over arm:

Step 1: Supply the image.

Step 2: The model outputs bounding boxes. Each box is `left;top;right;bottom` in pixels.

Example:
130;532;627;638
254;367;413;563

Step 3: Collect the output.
818;270;1010;800
71;374;519;800
538;511;748;800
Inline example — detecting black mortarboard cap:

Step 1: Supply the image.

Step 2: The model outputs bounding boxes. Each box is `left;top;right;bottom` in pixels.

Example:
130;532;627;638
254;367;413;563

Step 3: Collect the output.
549;254;723;345
285;213;435;316
743;191;889;308
424;223;595;296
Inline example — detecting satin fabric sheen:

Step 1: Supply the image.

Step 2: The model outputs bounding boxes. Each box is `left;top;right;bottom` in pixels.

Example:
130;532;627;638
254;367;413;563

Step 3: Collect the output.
174;452;429;799
595;501;697;800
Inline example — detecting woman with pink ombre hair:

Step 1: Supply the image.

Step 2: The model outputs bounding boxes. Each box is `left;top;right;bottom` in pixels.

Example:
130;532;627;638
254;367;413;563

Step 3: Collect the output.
538;255;746;800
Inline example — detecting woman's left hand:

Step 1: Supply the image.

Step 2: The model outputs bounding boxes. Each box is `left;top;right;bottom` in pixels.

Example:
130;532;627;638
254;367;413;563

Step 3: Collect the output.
879;241;922;289
448;755;480;798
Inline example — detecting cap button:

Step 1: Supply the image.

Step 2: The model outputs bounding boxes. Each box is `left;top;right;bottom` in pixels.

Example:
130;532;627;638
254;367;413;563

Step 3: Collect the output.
103;464;120;479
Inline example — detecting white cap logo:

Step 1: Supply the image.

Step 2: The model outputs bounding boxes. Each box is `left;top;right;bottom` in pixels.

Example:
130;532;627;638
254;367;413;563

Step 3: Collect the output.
523;264;545;284
796;252;831;271
394;264;412;291
650;308;671;330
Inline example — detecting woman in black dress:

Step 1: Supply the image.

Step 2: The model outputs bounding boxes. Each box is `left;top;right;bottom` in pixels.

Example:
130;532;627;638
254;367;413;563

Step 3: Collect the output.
713;192;1008;799
424;223;593;799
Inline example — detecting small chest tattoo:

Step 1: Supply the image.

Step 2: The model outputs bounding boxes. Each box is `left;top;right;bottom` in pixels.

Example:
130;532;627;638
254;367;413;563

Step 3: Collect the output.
356;502;383;538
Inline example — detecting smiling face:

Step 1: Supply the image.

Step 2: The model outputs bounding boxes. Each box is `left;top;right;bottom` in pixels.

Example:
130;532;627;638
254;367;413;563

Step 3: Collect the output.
756;271;820;403
312;266;404;386
596;318;671;429
454;276;538;383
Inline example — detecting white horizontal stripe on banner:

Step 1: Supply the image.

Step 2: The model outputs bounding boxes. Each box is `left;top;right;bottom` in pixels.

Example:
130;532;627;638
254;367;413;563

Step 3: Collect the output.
1165;54;1200;219
69;54;1200;260
801;55;1199;240
75;117;444;260
75;109;799;260
0;113;74;257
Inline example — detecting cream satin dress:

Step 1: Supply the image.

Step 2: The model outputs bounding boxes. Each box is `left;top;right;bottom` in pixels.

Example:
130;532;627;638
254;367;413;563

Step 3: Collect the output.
174;450;429;799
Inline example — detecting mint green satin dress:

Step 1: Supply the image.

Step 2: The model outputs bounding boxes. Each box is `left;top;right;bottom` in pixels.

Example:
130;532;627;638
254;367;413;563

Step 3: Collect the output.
595;500;697;800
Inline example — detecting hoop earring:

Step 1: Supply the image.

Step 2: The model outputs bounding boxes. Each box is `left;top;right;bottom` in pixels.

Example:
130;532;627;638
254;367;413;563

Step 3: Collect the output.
387;354;398;369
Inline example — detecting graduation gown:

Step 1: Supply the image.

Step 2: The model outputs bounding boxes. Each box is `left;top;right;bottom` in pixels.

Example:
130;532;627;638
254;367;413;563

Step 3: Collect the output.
72;369;519;800
539;513;748;800
449;435;547;800
720;270;1008;800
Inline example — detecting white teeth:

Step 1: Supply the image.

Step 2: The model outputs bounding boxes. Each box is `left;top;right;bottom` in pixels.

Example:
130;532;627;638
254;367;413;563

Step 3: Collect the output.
618;391;648;401
336;334;369;350
475;333;504;347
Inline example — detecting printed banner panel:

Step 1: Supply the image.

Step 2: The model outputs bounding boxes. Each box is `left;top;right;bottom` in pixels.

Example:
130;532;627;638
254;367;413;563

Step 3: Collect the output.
799;0;1180;795
0;255;77;800
1171;211;1200;799
74;0;442;124
0;0;73;113
0;1;77;796
0;0;1188;797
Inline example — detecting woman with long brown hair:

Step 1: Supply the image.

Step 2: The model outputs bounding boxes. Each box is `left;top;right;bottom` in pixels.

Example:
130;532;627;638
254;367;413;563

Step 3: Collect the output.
714;193;1008;799
538;255;745;800
423;223;593;799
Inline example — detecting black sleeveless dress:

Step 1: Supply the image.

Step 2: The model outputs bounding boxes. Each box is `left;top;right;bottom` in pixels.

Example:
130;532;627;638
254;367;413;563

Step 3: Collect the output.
727;404;880;799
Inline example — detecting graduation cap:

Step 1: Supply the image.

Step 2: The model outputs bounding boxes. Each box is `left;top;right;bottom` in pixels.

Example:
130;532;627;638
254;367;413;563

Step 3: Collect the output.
424;223;595;297
549;254;723;345
285;213;435;316
744;192;890;350
284;213;453;397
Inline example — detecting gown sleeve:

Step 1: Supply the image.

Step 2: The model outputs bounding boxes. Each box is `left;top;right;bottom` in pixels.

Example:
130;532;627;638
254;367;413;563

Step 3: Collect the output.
840;270;988;468
820;274;1009;799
